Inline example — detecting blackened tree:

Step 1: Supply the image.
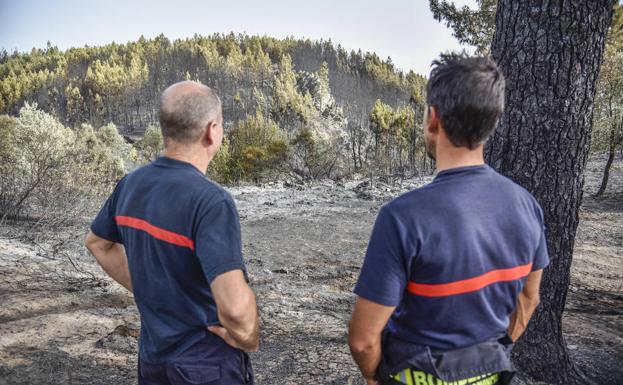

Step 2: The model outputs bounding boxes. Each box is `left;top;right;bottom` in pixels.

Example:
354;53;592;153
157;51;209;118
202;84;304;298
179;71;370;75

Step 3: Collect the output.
486;1;616;383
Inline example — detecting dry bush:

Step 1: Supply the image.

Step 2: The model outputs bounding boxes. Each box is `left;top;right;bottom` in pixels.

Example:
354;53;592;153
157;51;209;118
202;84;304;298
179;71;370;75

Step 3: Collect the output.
0;104;130;231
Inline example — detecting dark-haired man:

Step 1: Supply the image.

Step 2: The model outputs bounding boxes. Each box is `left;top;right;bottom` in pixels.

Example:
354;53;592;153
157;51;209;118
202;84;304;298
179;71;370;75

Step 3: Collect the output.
85;81;259;384
348;54;548;385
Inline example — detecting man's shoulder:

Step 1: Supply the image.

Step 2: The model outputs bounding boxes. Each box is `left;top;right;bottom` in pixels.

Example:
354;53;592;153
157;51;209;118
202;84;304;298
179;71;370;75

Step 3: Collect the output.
200;178;233;204
118;161;155;184
383;180;438;214
122;163;233;205
186;176;236;217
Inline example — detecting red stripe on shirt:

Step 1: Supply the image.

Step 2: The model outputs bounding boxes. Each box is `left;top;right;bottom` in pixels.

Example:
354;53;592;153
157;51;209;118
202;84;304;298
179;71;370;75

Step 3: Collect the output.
407;262;533;297
114;215;195;251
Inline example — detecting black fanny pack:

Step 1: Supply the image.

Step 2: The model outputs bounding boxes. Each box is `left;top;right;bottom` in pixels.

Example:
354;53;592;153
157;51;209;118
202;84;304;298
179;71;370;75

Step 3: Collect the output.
377;331;516;385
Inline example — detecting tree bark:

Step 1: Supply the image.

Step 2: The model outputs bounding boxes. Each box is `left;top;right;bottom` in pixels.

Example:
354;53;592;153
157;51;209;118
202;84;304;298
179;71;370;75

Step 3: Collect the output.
486;1;615;383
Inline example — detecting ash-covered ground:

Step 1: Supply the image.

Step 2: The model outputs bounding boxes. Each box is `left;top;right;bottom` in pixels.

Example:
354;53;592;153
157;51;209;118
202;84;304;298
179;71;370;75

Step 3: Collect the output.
0;155;621;385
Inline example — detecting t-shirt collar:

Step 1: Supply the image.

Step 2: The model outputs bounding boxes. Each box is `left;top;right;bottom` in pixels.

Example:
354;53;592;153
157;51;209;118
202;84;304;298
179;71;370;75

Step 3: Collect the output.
153;156;205;175
434;164;490;181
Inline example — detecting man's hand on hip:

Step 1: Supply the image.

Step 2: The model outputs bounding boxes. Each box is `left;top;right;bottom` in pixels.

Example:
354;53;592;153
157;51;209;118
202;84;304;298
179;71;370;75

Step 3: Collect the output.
208;325;255;352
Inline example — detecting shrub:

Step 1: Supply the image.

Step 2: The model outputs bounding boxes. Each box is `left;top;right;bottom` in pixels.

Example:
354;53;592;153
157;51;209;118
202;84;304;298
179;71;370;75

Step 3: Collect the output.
227;109;289;182
135;124;163;163
0;104;128;227
291;127;345;179
208;137;232;184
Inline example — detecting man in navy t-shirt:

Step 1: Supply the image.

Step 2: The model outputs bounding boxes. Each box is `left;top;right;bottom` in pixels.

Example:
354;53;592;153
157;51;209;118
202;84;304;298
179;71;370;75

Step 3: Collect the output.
85;81;259;384
348;54;549;385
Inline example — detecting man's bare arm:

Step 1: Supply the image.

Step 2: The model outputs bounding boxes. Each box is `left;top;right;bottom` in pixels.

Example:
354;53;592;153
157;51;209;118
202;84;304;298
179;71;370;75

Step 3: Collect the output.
508;269;543;341
85;231;133;292
208;270;259;352
349;297;396;385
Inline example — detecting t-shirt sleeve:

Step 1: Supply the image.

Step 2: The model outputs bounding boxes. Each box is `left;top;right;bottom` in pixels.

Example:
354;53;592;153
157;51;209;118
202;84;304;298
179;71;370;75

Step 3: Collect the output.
90;183;123;243
354;205;408;307
532;205;550;271
194;197;246;283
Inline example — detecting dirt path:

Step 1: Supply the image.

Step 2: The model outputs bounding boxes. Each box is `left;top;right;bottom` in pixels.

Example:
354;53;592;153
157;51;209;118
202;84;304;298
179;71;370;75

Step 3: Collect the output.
0;156;621;385
563;155;623;384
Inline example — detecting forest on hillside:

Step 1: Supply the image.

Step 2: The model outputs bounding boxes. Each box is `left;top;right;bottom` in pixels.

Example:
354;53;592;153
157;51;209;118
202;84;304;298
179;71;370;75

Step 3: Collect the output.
0;34;429;184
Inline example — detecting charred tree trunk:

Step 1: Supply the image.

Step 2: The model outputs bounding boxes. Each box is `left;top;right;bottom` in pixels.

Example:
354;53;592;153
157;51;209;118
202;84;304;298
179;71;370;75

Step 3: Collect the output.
596;121;621;196
596;135;615;197
486;1;615;383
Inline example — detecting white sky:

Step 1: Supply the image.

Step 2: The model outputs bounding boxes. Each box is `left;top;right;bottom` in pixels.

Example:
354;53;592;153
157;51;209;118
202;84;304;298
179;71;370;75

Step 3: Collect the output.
0;0;477;75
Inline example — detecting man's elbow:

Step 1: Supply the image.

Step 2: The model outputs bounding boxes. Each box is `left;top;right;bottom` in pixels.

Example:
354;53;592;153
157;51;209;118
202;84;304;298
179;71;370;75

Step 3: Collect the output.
348;333;378;357
220;297;255;325
226;312;256;338
226;312;259;352
219;300;258;342
84;232;115;265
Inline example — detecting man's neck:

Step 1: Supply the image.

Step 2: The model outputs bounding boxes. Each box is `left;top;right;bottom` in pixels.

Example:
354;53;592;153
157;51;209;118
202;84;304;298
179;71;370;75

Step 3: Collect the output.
435;145;485;173
162;147;210;175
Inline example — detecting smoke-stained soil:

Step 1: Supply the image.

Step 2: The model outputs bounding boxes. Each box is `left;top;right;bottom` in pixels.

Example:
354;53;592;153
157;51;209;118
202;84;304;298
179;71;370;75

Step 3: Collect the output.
0;155;621;385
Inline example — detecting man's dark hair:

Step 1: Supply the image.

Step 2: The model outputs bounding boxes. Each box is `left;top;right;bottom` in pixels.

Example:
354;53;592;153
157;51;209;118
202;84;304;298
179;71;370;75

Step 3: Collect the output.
426;53;505;149
159;83;221;143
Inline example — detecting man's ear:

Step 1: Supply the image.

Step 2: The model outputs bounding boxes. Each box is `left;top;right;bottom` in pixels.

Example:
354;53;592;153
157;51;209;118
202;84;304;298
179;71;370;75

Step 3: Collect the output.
427;106;441;134
201;121;217;147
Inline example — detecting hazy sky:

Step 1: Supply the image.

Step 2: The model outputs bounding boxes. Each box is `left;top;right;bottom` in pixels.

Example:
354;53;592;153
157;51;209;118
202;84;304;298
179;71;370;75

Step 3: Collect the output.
0;0;477;76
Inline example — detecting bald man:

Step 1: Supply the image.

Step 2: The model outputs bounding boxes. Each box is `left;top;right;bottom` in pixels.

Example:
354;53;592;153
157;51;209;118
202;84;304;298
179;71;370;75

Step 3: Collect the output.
85;81;259;385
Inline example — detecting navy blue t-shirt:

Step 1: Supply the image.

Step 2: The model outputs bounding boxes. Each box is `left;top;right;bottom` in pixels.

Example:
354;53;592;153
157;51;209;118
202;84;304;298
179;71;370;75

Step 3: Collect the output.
354;164;549;350
91;156;246;363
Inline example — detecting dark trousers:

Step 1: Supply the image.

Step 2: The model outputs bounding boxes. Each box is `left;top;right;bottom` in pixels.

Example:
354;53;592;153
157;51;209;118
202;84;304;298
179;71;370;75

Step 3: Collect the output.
138;335;253;385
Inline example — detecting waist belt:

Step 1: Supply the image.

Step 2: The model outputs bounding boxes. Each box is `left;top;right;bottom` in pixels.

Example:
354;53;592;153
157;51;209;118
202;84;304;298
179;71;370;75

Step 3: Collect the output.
377;331;515;385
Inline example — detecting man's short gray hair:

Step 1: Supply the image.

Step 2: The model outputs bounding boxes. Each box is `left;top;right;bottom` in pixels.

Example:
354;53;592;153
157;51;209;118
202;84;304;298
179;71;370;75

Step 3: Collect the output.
158;82;222;143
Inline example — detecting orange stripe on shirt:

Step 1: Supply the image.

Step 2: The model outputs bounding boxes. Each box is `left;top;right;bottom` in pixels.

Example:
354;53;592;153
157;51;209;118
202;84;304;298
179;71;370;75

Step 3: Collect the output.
114;215;195;251
407;262;533;297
